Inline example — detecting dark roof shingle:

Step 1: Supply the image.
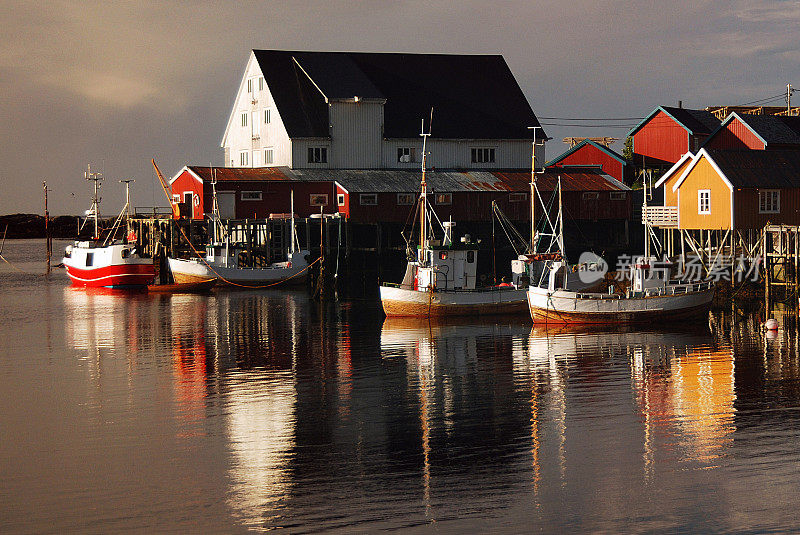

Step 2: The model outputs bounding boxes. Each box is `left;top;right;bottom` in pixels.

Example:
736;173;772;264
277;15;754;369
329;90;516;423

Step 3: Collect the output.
253;50;543;141
706;149;800;188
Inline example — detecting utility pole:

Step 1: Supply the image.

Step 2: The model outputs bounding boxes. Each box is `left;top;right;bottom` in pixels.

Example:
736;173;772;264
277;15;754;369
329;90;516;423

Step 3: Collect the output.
43;181;52;274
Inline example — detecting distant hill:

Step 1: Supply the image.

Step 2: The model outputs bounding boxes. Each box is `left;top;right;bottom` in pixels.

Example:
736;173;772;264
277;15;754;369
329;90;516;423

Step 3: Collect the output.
0;214;82;239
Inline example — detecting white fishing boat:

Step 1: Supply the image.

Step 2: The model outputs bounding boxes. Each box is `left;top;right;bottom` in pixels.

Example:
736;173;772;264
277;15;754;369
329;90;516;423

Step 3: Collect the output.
526;172;715;325
168;182;309;287
380;119;528;317
63;168;156;289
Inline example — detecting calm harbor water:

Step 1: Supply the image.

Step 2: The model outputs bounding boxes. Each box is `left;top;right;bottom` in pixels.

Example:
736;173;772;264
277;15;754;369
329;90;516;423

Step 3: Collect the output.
2;239;800;533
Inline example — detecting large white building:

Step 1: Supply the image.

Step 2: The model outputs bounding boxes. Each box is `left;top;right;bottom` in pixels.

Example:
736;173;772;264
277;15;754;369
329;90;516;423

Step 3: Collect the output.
221;50;546;170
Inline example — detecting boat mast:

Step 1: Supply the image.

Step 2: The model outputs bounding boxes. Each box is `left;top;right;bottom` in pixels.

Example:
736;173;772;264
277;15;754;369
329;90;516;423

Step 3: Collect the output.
85;164;103;240
527;126;544;253
120;179;134;238
419;116;431;263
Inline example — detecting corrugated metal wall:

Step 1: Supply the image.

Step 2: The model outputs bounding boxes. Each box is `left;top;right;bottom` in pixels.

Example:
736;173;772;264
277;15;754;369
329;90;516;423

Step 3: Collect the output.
330;102;383;168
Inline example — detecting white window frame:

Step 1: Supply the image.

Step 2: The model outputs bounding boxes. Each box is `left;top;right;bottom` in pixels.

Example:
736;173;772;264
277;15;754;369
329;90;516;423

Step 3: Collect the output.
264;108;271;124
435;193;452;205
247;78;253;93
264;148;273;165
308;147;328;164
471;147;496;164
337;193;345;206
360;193;378;206
397;147;414;163
698;189;711;214
241;112;248;127
258;76;264;91
239;151;249;167
397;193;414;205
241;191;262;201
759;189;780;214
509;192;527;202
251;111;260;137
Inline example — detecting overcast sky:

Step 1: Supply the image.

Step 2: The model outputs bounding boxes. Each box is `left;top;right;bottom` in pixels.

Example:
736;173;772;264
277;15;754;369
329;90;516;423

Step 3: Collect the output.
2;0;799;215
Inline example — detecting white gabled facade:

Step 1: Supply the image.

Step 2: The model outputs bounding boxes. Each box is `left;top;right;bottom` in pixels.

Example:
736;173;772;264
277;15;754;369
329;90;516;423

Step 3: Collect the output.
221;53;292;168
221;51;543;170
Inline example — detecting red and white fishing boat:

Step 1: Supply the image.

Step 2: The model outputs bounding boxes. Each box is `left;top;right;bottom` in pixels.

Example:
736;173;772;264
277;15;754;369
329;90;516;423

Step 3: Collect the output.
62;166;155;289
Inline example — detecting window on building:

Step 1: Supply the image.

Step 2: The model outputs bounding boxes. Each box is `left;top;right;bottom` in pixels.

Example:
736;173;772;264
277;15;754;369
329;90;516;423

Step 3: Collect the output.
582;192;600;200
239;151;249;166
251;111;260;137
241;113;248;127
471;148;496;164
759;190;780;213
397;147;414;163
247;78;252;93
258;76;264;91
264;109;271;124
610;191;627;201
308;147;328;164
241;191;262;201
360;193;378;206
397;193;414;205
435;193;452;205
264;148;273;164
509;192;527;202
310;194;328;206
172;194;181;203
337;193;345;206
698;190;711;214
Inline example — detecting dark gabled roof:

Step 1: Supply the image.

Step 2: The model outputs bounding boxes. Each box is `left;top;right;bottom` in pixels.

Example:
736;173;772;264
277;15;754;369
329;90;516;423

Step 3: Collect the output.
705;149;800;188
545;139;626;167
628;106;721;137
253;50;543;141
181;166;628;193
291;168;628;193
725;113;800;146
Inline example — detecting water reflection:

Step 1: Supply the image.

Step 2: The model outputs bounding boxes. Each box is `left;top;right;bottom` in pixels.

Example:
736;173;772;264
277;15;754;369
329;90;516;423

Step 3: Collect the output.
53;280;800;531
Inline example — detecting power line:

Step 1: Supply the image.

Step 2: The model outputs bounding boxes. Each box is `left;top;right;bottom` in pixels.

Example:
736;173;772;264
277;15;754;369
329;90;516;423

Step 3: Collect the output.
538;116;644;121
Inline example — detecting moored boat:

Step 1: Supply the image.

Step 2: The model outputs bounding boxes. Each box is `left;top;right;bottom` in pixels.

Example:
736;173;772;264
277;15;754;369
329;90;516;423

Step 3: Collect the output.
526;169;715;324
62;167;155;289
379;118;528;317
167;182;309;288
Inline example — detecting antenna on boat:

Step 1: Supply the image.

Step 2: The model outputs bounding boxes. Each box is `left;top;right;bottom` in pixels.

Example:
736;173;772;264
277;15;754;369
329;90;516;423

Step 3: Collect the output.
85;164;103;240
120;179;134;219
419;108;433;263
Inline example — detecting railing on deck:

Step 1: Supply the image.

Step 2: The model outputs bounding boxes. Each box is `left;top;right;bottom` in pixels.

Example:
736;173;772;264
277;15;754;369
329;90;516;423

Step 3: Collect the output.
642;205;678;228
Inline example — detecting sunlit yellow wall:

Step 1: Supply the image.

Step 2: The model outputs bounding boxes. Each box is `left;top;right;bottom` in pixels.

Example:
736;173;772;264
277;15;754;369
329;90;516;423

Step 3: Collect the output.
677;156;732;230
663;158;692;207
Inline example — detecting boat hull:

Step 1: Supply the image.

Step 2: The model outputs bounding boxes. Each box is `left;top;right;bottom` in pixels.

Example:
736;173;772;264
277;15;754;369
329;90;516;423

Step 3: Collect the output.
168;258;308;287
527;285;715;324
64;263;156;288
380;285;528;317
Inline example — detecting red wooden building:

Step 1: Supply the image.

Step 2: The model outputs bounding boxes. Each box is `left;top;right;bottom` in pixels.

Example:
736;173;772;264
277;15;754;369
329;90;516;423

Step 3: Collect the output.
628;106;720;167
702;112;800;151
169;166;632;224
169;166;339;220
546;139;629;184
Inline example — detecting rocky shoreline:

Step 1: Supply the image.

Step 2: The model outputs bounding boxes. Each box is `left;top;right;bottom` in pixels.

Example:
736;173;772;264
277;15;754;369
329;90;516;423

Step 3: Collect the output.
0;214;84;239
